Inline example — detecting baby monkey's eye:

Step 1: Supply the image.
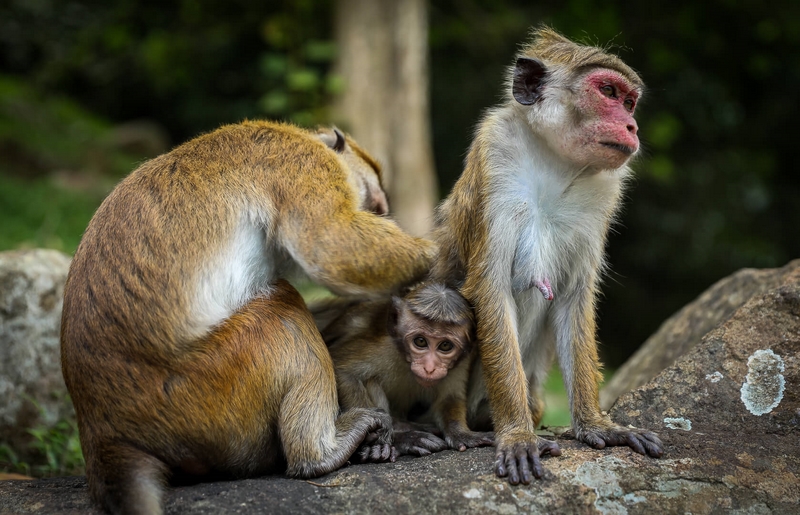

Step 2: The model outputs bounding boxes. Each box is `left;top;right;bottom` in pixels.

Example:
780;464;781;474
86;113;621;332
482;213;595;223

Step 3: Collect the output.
438;341;454;352
413;336;428;348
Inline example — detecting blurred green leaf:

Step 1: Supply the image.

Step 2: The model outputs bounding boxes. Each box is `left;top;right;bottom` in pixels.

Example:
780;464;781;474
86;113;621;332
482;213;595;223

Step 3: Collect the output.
287;69;319;91
646;112;682;150
259;91;289;114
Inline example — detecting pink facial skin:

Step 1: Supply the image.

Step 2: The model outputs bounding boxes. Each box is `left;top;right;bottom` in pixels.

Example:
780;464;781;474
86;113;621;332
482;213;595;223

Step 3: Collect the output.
578;69;641;166
406;332;462;387
408;343;449;386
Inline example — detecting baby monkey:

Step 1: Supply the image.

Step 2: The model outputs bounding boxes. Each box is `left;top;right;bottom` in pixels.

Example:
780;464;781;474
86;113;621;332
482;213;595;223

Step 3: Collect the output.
312;282;493;461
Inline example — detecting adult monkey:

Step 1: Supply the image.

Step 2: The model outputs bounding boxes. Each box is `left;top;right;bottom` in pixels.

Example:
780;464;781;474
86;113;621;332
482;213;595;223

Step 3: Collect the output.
430;27;663;485
61;121;436;515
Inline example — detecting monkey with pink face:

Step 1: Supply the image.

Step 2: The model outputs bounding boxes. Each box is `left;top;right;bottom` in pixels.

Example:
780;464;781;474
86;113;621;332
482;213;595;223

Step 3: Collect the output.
430;27;663;485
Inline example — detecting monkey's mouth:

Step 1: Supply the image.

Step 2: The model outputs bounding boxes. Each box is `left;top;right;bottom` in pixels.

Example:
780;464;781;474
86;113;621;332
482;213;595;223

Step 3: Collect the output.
600;142;636;156
415;377;440;388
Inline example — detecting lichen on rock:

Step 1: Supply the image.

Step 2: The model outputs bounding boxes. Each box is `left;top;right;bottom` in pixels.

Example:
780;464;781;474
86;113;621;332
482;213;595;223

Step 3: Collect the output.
740;349;785;416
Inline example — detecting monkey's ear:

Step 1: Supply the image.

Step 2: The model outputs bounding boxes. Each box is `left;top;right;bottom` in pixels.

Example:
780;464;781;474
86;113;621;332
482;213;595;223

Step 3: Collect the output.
388;296;403;337
512;58;547;105
318;127;346;153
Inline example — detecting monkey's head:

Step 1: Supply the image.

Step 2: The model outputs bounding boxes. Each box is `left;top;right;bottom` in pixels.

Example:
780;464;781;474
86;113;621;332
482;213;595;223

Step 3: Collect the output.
510;26;644;172
317;127;389;216
389;282;474;388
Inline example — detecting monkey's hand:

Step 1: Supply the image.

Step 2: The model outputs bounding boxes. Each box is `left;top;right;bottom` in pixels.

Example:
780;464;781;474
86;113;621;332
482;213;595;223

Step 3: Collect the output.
571;419;663;458
352;440;398;463
445;430;494;452
392;419;443;436
494;432;561;484
392;430;448;457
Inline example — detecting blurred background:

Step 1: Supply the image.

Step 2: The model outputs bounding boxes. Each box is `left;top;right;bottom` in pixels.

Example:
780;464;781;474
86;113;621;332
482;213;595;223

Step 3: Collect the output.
1;1;798;380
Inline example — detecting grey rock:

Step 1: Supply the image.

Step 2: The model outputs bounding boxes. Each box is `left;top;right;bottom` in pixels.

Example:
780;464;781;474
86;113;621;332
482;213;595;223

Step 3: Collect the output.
601;259;800;410
611;266;800;438
0;249;74;455
1;261;798;514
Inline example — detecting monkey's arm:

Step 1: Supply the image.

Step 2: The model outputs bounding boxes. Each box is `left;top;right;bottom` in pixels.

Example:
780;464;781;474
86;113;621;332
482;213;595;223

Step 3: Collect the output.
336;372;392;415
282;209;436;297
461;222;561;484
335;373;396;463
554;283;662;457
435;394;494;452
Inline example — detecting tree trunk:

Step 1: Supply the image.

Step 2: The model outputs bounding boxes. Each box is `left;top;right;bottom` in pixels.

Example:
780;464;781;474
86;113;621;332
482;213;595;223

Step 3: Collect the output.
333;0;437;237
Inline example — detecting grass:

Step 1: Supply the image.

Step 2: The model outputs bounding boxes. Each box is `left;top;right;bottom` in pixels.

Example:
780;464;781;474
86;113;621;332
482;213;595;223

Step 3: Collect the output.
0;172;107;254
540;366;615;428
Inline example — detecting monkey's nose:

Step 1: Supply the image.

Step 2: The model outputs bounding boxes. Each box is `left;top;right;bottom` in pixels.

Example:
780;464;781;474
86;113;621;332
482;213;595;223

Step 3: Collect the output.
627;120;638;135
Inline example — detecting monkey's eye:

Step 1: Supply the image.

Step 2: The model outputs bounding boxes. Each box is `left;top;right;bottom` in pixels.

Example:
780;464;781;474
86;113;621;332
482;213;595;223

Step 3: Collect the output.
599;85;616;98
623;97;635;112
438;341;454;352
413;336;428;348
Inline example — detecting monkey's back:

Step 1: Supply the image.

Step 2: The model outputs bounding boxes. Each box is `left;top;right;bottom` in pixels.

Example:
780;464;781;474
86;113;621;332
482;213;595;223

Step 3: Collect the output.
62;121;351;359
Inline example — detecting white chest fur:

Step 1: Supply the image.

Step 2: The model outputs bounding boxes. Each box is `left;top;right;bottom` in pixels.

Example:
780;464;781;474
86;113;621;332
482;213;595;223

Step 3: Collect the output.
485;117;628;297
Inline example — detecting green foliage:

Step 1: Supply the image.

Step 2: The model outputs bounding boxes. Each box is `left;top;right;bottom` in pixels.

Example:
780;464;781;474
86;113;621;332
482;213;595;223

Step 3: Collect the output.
0;0;337;140
0;74;126;253
0;172;102;253
26;419;85;478
0;75;142;179
0;398;85;478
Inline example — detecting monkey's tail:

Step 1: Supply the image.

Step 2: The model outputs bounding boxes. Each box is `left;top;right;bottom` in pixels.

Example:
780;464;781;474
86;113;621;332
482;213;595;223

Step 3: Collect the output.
88;442;170;515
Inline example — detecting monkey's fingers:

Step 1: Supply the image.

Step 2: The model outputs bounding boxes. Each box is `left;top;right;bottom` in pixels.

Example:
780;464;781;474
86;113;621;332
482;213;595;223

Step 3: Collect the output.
447;431;495;451
578;425;663;458
625;431;663;458
418;435;448;451
494;443;532;484
393;430;447;455
354;443;394;463
408;446;432;457
538;438;561;457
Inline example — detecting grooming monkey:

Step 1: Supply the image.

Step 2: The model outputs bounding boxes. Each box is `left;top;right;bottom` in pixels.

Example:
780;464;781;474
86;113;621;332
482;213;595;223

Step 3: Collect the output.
311;282;493;461
60;120;437;515
430;27;663;485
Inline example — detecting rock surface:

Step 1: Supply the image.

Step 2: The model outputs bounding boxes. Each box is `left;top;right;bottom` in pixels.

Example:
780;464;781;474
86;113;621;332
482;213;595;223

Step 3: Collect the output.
600;259;800;409
2;262;799;514
0;249;74;456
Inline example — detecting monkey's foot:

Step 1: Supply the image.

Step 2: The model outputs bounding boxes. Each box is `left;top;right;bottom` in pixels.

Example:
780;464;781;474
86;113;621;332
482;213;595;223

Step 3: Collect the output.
393;430;448;456
445;430;494;452
574;423;663;458
494;434;561;484
533;278;554;301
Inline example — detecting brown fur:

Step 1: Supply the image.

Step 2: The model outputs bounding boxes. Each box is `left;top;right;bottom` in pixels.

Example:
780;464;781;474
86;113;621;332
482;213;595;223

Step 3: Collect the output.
519;26;643;87
61;120;436;514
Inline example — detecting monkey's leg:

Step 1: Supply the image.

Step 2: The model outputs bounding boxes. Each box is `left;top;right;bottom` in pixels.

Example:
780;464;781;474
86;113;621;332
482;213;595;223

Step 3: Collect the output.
553;287;663;458
273;285;393;477
437;395;494;452
334;376;397;463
